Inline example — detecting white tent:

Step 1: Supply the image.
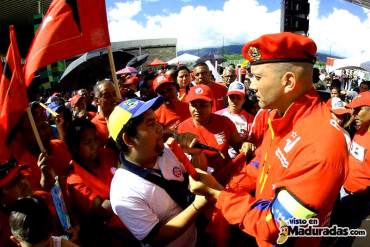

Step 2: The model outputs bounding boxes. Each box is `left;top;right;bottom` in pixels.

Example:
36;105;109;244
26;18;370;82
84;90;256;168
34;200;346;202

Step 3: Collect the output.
167;53;200;65
327;57;370;73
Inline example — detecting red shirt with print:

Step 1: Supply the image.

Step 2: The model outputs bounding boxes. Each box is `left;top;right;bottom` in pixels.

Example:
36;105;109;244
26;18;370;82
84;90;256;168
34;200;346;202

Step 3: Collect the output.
209;82;227;111
177;114;238;182
344;131;370;193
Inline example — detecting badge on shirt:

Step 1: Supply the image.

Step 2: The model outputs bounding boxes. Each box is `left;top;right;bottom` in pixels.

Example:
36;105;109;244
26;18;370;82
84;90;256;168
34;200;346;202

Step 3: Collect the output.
283;131;301;154
350;141;366;162
214;131;226;145
173;167;183;177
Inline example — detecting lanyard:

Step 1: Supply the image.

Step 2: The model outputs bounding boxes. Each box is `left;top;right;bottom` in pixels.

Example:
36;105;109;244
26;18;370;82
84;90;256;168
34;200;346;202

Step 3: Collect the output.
258;117;275;194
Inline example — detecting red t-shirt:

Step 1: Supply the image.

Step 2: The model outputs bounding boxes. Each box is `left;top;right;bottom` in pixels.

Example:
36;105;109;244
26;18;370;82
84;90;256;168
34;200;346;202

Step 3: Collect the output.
209;82;227;111
178;88;188;102
67;147;117;214
155;101;190;130
87;111;97;120
248;109;271;147
91;112;109;145
344;131;370;193
177;114;238;181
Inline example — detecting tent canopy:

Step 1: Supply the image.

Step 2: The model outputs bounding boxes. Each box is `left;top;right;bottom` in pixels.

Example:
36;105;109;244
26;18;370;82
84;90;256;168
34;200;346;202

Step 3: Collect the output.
148;58;167;67
328;57;370;73
167;53;200;65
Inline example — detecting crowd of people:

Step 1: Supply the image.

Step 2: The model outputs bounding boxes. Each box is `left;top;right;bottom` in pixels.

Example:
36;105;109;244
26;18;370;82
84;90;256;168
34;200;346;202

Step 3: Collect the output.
1;32;369;247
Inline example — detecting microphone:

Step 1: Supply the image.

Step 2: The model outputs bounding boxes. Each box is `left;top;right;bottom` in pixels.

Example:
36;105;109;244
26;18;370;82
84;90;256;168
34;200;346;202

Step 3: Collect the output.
172;133;225;159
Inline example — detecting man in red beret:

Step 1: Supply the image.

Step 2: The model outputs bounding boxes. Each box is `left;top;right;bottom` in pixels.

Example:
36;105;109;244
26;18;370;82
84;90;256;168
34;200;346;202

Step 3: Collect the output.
188;32;348;247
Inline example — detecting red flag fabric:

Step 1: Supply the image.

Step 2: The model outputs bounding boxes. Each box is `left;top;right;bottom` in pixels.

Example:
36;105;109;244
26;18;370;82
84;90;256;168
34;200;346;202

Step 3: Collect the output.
24;0;111;86
0;55;4;111
0;45;12;111
0;26;29;160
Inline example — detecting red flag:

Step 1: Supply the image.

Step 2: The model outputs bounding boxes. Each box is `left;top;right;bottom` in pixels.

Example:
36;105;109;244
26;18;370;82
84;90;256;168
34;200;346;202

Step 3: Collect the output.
0;26;29;160
0;44;13;111
24;0;111;86
0;55;4;110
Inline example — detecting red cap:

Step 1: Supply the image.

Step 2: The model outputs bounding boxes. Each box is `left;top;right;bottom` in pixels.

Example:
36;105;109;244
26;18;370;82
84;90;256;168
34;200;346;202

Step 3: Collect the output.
242;32;317;65
152;75;176;92
0;160;27;188
70;94;84;106
186;85;213;102
124;76;139;86
346;91;370;109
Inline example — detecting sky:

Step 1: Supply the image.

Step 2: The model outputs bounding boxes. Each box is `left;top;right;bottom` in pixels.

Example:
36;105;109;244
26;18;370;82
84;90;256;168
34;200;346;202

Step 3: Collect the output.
105;0;370;58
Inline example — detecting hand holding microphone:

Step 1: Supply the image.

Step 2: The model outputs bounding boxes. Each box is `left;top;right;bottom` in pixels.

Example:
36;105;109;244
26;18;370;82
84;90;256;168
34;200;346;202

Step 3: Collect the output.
172;132;225;159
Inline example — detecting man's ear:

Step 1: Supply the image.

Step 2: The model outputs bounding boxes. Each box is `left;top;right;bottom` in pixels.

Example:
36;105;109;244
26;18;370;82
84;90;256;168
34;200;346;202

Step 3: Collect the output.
122;132;136;149
282;72;296;93
10;235;22;246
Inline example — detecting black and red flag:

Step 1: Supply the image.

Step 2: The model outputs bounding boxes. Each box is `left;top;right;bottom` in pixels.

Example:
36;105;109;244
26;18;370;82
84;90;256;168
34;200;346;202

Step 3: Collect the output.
0;26;28;160
24;0;111;86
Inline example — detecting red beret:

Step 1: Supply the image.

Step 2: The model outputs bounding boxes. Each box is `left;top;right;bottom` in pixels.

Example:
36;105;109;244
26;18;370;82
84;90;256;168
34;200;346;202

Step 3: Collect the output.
242;32;317;65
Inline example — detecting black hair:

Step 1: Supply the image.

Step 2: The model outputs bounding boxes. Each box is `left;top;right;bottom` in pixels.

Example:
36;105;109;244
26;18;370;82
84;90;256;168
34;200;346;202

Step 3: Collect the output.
174;65;190;79
65;118;96;163
312;68;320;84
331;79;342;89
9;196;52;244
193;62;208;70
115;114;145;154
360;80;369;88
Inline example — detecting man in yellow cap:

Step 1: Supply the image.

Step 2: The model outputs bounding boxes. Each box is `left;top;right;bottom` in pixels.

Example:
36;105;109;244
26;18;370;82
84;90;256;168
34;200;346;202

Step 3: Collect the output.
108;96;208;247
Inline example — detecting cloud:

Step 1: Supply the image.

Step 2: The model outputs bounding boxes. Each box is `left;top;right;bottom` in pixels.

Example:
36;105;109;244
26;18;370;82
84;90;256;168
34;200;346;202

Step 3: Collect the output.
180;0;192;2
107;0;370;57
309;0;370;57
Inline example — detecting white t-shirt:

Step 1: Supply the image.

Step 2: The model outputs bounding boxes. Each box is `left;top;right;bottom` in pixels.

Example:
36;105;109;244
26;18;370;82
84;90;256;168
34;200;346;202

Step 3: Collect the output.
110;146;197;247
216;108;254;157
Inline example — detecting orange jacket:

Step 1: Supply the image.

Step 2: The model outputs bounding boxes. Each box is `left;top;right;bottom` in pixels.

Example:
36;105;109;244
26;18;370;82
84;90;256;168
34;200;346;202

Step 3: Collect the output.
215;89;348;246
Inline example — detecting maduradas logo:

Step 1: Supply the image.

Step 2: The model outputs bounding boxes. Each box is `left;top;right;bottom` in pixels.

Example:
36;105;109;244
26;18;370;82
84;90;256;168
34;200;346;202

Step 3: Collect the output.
276;218;367;245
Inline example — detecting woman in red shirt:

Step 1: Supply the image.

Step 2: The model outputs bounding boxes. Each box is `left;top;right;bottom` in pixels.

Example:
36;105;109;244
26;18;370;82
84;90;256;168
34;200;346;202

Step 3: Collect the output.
178;85;242;185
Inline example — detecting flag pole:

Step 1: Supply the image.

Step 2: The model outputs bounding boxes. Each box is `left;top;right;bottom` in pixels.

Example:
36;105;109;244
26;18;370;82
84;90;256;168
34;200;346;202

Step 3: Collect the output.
107;46;122;100
26;106;46;153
